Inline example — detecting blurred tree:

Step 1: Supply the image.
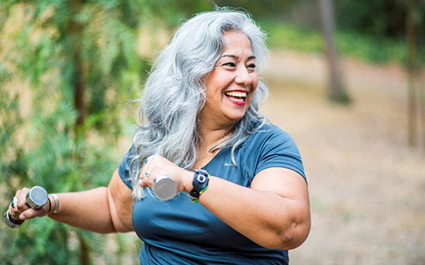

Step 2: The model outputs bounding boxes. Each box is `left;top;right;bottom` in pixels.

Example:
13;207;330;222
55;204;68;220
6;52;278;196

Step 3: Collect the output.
214;0;298;18
0;0;151;264
405;0;425;148
318;0;351;103
407;0;419;146
335;0;407;38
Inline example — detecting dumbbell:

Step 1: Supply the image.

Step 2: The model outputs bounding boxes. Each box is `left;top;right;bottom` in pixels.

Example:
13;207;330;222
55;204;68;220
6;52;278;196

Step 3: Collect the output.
3;186;48;228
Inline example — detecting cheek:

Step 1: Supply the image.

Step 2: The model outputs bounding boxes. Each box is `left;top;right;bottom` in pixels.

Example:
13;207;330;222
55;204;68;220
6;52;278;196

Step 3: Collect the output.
251;77;259;93
204;72;225;101
252;74;259;89
247;81;259;105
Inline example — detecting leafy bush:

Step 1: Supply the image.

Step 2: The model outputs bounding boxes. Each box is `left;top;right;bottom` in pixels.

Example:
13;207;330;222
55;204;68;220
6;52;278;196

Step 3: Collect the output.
0;1;148;264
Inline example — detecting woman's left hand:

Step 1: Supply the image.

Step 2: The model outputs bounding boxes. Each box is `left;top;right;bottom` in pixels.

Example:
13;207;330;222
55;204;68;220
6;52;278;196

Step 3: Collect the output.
138;155;193;193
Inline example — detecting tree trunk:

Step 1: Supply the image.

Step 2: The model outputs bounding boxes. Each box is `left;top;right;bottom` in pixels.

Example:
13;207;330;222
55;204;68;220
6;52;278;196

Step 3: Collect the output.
70;0;90;264
319;0;350;103
71;0;86;131
78;233;90;265
420;83;425;150
406;0;418;147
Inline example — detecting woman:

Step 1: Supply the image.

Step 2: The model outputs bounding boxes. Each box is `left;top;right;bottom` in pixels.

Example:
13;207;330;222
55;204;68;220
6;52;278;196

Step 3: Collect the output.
8;9;310;264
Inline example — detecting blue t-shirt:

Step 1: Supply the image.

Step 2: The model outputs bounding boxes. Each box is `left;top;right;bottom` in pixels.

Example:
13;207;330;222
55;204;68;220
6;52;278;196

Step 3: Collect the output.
118;124;306;264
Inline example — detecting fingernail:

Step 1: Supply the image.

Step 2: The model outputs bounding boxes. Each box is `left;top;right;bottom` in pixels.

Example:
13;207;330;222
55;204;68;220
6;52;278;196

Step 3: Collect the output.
19;214;25;220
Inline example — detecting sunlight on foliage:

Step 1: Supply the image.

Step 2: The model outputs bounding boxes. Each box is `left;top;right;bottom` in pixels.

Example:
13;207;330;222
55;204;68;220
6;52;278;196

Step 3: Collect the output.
0;0;154;263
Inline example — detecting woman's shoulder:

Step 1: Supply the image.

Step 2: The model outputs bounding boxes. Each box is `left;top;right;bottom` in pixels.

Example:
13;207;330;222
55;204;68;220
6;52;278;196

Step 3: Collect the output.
246;123;293;147
241;123;305;180
240;123;302;164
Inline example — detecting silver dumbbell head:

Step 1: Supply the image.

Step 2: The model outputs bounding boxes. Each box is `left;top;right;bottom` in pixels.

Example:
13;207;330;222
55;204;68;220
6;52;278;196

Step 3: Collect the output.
26;186;48;209
153;175;177;201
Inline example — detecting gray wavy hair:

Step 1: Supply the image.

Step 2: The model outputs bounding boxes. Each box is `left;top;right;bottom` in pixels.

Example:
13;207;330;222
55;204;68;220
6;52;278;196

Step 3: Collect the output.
130;8;270;198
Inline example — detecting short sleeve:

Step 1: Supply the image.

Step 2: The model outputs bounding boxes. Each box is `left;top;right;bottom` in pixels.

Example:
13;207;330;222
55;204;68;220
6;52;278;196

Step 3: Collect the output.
118;145;137;190
254;127;306;181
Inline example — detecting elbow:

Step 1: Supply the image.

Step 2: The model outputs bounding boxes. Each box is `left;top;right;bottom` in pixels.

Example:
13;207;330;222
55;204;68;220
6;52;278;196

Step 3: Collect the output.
276;219;311;250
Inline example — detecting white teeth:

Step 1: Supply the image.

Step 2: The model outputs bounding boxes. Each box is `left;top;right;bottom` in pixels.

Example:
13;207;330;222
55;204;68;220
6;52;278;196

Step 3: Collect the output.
225;91;247;98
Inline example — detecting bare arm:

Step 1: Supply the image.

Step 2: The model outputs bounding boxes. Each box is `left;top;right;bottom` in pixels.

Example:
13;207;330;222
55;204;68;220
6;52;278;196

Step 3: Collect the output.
200;167;310;250
106;170;134;232
140;156;311;250
10;170;134;233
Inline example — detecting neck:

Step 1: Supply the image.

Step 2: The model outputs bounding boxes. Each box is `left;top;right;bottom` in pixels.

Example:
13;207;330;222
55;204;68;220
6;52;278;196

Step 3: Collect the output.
198;122;234;154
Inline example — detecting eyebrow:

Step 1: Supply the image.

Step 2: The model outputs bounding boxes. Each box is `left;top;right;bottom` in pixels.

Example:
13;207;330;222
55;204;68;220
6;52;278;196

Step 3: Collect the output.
220;54;256;60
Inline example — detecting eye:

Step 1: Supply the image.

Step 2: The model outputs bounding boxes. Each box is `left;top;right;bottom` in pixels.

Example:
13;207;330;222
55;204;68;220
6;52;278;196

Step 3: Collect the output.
222;62;236;68
247;63;256;72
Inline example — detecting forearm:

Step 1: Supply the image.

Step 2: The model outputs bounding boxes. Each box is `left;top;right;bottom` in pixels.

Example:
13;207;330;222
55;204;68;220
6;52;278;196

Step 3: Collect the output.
139;156;310;249
48;187;116;233
199;176;310;250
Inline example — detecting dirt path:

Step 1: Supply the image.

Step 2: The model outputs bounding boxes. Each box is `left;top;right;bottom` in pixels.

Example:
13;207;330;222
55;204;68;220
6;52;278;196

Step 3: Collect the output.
261;50;425;264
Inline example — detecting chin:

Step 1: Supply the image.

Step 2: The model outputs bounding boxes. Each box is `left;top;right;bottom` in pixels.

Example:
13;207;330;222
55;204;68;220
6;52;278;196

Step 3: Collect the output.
226;112;247;123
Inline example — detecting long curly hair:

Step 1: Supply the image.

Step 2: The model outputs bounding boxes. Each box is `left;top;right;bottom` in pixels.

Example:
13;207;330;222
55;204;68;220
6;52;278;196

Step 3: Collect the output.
130;8;269;199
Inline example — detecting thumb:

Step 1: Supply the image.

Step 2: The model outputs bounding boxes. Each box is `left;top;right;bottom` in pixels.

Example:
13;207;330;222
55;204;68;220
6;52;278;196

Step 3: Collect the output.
19;208;46;220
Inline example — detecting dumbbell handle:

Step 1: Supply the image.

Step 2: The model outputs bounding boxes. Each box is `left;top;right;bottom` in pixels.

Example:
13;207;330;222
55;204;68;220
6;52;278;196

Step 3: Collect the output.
3;186;48;228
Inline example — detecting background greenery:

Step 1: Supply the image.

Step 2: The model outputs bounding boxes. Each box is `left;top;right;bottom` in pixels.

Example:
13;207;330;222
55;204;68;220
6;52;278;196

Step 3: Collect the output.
0;0;423;264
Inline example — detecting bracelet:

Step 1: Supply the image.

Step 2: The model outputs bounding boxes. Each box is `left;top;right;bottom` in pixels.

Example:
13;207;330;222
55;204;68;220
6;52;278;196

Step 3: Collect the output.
47;198;52;213
188;169;210;203
50;194;59;213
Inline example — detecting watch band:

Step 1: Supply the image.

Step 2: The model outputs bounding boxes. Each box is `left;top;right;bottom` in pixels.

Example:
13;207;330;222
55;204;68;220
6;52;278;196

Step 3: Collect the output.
188;169;210;203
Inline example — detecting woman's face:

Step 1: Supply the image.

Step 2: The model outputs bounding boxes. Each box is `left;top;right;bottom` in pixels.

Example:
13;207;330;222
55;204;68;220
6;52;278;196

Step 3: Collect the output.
200;31;259;128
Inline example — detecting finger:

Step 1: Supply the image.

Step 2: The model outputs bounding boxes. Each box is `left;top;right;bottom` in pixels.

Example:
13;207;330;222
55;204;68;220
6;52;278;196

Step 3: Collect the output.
138;178;148;187
145;155;156;165
9;189;28;220
141;158;156;181
144;169;151;179
8;204;21;220
11;197;17;209
16;187;31;212
19;208;40;220
141;169;155;186
139;165;149;181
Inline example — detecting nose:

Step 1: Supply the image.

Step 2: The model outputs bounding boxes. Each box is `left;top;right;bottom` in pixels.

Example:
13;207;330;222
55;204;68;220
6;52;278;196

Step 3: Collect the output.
234;67;252;87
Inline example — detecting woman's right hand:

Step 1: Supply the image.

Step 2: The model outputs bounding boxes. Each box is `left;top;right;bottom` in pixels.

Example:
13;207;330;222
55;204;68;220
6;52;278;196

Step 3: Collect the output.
8;188;51;222
139;155;194;194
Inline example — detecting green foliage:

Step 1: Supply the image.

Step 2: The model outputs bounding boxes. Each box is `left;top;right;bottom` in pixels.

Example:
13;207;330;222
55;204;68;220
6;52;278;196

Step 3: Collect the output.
261;21;324;53
0;0;149;264
261;20;425;65
335;0;425;39
337;30;408;64
335;0;407;38
144;0;213;25
213;0;302;19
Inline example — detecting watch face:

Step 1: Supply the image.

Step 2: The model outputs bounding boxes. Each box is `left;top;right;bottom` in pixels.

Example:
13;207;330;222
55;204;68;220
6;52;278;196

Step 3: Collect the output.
197;174;207;184
195;169;208;183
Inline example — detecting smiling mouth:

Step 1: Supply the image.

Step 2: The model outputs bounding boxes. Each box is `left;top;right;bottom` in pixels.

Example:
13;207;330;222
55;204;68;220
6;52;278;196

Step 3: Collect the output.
225;91;248;105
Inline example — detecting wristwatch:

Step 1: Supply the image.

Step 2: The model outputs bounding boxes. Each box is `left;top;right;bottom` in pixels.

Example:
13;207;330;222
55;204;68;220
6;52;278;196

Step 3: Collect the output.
188;169;210;202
